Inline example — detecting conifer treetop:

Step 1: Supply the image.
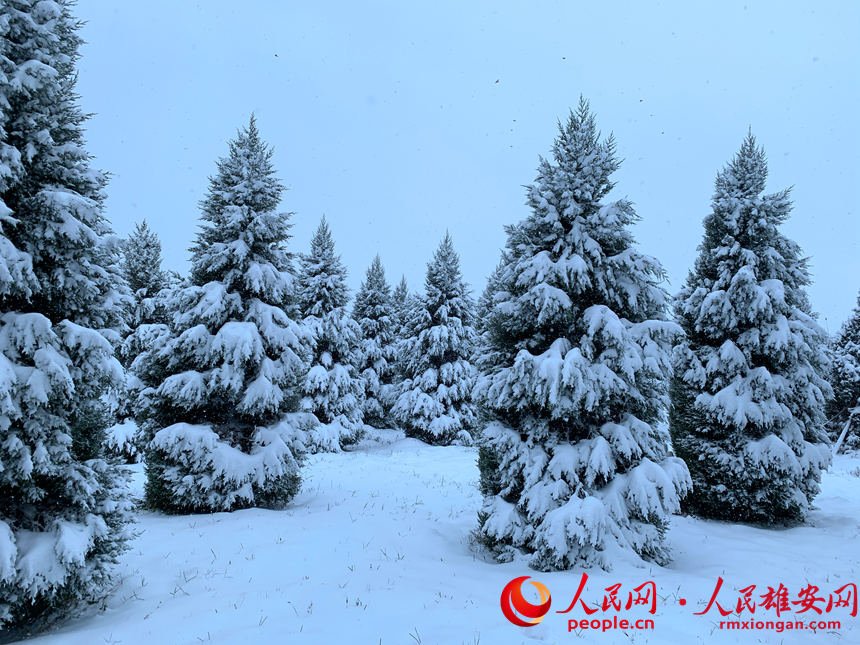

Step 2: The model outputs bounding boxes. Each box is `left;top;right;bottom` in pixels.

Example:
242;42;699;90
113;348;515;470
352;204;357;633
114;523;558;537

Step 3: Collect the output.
682;130;814;340
485;99;670;373
543;96;620;204
189;115;293;304
354;254;392;326
123;219;165;295
715;130;768;198
424;231;471;320
393;275;408;299
836;292;860;347
299;215;349;317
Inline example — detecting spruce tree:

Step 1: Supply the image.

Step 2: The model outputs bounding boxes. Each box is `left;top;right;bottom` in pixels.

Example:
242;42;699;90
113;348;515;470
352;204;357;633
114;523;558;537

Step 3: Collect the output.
353;255;396;428
135;117;306;513
390;275;411;383
828;291;860;448
474;100;690;571
475;259;505;336
297;217;364;447
392;275;410;334
670;132;831;523
0;0;132;632
120;219;170;341
109;220;169;460
121;220;166;299
392;233;477;445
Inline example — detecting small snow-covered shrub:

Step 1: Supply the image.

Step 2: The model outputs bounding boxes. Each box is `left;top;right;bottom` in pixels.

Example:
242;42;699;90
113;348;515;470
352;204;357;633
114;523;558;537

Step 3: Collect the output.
145;422;301;513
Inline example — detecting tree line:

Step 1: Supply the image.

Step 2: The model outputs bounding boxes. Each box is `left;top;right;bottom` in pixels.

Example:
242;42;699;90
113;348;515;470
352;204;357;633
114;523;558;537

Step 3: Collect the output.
1;1;859;639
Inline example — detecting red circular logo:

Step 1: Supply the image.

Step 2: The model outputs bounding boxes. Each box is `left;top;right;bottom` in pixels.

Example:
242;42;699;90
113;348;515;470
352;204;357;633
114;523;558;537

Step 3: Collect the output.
500;576;552;626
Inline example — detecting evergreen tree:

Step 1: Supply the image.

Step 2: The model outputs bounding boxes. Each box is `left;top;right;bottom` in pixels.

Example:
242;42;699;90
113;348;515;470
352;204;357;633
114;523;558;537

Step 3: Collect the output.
670;132;831;523
121;220;166;299
392;275;410;333
120;219;170;340
297;217;364;446
390;275;411;383
119;266;182;464
353;255;396;428
392;233;477;445
475;259;506;336
828;291;860;448
134;117;306;513
110;220;169;460
0;0;132;633
474;100;690;571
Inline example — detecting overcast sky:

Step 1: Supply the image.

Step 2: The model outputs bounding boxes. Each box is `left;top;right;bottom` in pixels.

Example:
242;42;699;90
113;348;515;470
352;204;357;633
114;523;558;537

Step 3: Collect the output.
75;1;859;329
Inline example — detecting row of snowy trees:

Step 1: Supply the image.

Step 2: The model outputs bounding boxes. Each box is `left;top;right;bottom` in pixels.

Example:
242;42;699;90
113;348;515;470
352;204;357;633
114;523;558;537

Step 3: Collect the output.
0;1;474;632
104;102;860;580
115;117;482;518
472;100;841;572
0;67;480;630
2;0;858;635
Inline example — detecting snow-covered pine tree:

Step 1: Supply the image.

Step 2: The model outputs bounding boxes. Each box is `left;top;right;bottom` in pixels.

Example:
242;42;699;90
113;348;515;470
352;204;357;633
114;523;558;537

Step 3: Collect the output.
297;217;364;447
392;275;410;334
120;220;169;336
475;259;506;336
108;220;169;461
122;220;166;305
474;99;690;571
670;132;831;523
470;261;507;437
123;267;181;381
135;116;307;513
392;233;477;445
827;291;860;448
353;255;396;428
0;0;132;633
390;275;411;383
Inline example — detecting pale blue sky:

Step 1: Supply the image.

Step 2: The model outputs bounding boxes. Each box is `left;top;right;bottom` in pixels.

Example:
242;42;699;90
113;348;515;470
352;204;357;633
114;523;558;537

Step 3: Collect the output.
75;1;859;328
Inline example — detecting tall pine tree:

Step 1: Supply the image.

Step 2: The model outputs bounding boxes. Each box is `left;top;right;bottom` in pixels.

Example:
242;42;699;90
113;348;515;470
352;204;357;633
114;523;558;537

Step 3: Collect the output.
0;0;132;633
122;220;166;299
475;259;505;336
353;255;396;428
390;275;411;383
670;132;831;523
474;100;690;571
393;233;477;445
297;217;364;447
392;275;410;331
828;291;860;448
120;220;169;362
110;220;170;460
135;117;307;513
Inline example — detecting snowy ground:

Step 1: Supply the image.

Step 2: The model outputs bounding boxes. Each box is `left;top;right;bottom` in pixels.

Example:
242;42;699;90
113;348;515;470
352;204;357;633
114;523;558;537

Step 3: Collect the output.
18;431;860;644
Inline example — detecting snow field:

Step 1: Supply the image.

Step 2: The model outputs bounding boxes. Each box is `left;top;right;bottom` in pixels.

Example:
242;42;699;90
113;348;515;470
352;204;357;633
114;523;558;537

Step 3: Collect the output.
20;432;860;645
